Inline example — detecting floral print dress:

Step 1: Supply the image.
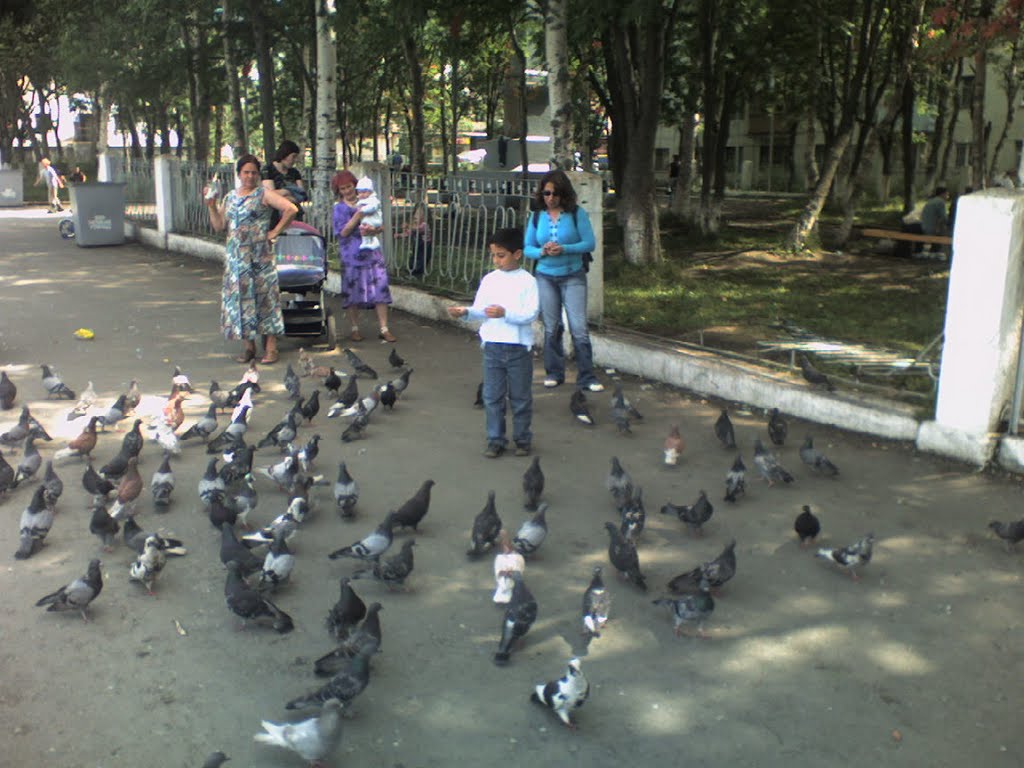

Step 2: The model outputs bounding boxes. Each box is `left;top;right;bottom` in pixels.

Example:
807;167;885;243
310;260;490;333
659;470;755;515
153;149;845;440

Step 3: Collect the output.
220;187;285;340
333;200;393;309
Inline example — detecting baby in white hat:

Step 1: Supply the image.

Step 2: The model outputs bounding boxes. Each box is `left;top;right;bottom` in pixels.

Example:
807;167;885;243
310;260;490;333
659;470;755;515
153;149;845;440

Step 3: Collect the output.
355;177;382;253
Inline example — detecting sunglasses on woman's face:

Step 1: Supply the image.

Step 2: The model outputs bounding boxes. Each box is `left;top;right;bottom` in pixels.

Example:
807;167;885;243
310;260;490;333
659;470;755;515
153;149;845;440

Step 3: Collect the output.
542;190;558;197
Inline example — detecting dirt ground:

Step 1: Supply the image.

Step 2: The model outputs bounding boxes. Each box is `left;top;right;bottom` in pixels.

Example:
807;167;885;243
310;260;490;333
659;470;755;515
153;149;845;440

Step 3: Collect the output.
2;208;1023;768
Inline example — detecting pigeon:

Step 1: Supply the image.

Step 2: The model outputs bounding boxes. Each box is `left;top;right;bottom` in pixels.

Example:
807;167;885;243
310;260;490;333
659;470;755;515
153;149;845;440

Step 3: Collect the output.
88;502;120;550
569;389;595;425
121;518;187;557
611;383;643;420
325;577;367;641
35;558;103;621
286;652;371;710
12;436;42;487
83;458;116;499
352;539;415;589
208;380;230;411
242;496;306;548
653;588;715;637
284;363;302;400
724;454;746;502
123;379;142;413
328;514;395;561
208;493;240;530
522;457;544;511
257;410;299;451
297;434;320;472
100;450;131;481
253;698;343;766
0;406;31;447
389;368;413;395
989;519;1024;550
116;457;142;505
800;436;839;476
98;394;128;430
120;419;144;459
391;479;435;531
314;603;383;675
714;408;736;449
41;364;75;399
494;573;538;665
298;347;316;377
15;486;54;559
619;486;646;540
41;460;63;508
0;371;15;409
207;405;250;453
323;368;343;398
220;523;263;576
170;366;192;393
767;408;788;446
606;456;634;511
513;504;548;558
262;452;298;490
0;453;13;496
128;534;167;595
223;381;258;412
581;566;610;640
53;416;100;461
388;347;405;369
344;348;378;379
224;560;294;632
149;453;174;508
181;403;219;442
610;388;633;434
198;458;226;504
160;391;188;431
201;752;230;768
663;424;685;465
467;490;502;558
661;489;713;536
67;381;97;421
817;533;874;580
259;531;296;591
473;381;484;408
151;421;181;456
377;382;397;410
219;443;255;490
668;539;737;594
753;437;795;485
794;505;821;547
299;390;321;425
800;354;835;391
332;462;359;518
603;521;646;590
327;377;359;417
531;658;590;728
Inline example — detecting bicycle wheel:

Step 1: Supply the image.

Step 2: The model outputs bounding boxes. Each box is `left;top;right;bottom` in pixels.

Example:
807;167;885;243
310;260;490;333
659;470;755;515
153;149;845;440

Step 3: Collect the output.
58;219;75;240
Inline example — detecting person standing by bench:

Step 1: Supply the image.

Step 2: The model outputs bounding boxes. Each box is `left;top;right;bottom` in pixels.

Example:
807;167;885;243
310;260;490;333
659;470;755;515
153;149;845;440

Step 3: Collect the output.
898;187;948;258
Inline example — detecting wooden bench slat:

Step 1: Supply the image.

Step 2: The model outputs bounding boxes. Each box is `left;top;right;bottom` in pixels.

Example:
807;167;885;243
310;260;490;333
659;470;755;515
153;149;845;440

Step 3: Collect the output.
860;228;952;245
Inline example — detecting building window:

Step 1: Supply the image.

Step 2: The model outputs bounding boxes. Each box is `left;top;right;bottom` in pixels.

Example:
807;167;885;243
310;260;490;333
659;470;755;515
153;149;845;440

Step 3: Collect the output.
655;147;670;171
959;76;975;109
955;142;972;168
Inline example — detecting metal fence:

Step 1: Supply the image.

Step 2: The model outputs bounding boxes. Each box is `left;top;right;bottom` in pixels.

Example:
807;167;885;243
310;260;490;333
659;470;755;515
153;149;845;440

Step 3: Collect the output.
112;158;157;224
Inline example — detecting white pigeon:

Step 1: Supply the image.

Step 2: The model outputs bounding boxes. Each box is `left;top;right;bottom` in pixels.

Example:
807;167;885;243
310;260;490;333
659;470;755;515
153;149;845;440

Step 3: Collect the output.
231;386;254;424
253;698;343;766
129;535;167;595
530;658;590;728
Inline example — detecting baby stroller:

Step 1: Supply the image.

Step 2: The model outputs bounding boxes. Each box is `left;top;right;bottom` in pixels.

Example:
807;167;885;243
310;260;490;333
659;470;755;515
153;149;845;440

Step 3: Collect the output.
274;221;336;350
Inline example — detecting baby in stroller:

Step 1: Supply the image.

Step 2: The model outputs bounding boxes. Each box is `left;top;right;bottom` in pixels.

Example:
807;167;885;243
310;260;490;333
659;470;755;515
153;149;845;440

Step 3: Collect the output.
355;177;382;255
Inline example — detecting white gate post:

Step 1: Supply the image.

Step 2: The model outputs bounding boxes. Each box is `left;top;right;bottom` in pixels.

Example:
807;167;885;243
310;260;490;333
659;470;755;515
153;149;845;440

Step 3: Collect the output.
568;171;603;323
154;156;177;236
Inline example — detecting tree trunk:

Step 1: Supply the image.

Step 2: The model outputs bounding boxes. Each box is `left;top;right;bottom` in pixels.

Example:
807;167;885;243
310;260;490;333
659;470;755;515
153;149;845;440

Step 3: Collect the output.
251;0;276;162
900;78;915;213
987;38;1021;180
670;110;696;217
923;61;954;194
786;126;853;250
802;104;818;191
971;44;989;187
314;0;337;222
222;0;247;156
544;0;572;169
402;34;426;175
507;20;530;188
937;58;964;186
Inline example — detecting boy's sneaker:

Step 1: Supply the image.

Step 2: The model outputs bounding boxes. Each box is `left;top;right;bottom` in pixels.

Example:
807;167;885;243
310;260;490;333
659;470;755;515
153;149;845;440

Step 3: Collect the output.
483;443;504;458
585;382;605;392
543;379;561;388
514;443;531;457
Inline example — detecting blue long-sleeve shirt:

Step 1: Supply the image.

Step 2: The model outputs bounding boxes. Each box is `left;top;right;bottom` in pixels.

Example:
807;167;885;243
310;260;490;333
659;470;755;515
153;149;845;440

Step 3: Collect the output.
523;206;596;277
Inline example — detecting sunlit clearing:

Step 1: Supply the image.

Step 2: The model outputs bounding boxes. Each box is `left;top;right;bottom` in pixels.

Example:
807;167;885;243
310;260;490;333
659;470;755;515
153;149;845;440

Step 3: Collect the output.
867;642;933;675
868;591;908;609
723;626;850;674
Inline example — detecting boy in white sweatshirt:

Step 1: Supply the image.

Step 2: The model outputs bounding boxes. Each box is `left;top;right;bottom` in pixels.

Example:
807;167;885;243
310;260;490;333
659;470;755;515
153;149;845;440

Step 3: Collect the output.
448;228;539;457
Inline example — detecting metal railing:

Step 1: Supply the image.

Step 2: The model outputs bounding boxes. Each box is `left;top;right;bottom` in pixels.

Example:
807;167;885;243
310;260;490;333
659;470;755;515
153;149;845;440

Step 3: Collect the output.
117;159;157;224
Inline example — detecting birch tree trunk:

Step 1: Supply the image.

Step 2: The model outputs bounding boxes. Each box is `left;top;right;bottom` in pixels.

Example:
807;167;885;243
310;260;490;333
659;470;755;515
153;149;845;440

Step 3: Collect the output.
669;111;696;217
314;0;337;222
786;127;853;250
544;0;573;170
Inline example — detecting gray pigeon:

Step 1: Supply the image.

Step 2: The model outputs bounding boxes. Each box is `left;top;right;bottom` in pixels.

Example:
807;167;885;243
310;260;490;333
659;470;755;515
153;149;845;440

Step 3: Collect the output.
653;587;715;637
35;558;103;620
15;486;53;560
753;437;794;485
41;460;63;508
315;602;383;676
817;533;874;580
767;408;787;446
522;456;544;511
0;453;13;496
325;577;367;641
661;489;713;536
513;504;548;558
714;408;736;449
799;436;839;476
12;436;42;487
352;539;415;589
180;403;218;442
989;519;1024;550
284;363;301;400
0;371;15;409
151;453;175;508
224;561;294;632
328;514;395;561
41;364;75;399
253;698;343;765
89;501;120;550
220;523;263;576
603;521;646;590
390;479;435;531
494;573;538;665
467;490;502;558
530;657;590;728
606;456;634;511
286;651;371;710
668;539;737;594
198;458;226;504
259;532;296;591
800;354;835;391
619;486;645;541
201;752;230;768
581;566;610;640
724;454;746;502
569;389;595;425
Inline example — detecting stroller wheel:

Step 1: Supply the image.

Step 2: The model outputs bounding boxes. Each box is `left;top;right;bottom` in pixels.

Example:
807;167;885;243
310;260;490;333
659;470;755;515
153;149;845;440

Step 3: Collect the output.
59;218;76;239
324;311;337;351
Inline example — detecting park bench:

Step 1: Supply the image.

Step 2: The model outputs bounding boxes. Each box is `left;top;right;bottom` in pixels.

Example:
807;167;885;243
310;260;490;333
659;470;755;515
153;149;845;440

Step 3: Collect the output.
859;227;952;247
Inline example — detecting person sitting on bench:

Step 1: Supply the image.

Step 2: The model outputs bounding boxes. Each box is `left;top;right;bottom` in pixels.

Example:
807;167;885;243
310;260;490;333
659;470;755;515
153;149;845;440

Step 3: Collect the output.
898;187;949;257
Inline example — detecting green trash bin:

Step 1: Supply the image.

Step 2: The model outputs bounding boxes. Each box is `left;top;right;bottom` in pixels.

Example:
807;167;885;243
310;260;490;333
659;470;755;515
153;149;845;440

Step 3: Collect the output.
0;168;22;207
70;182;126;246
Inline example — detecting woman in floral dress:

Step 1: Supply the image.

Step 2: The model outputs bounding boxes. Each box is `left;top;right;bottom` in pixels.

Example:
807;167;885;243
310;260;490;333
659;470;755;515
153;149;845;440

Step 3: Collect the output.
206;154;298;363
330;170;396;342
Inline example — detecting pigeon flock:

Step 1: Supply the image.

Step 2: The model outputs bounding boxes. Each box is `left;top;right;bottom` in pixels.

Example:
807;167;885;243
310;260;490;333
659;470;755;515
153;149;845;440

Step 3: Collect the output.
4;342;1023;767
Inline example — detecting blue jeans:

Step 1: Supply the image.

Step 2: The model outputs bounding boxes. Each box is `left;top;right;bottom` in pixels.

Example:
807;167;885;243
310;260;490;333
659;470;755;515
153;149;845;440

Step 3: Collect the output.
482;342;533;447
536;270;597;387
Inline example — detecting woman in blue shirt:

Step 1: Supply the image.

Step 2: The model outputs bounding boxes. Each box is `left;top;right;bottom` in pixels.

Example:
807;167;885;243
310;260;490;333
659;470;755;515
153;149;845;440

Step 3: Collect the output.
523;170;603;392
